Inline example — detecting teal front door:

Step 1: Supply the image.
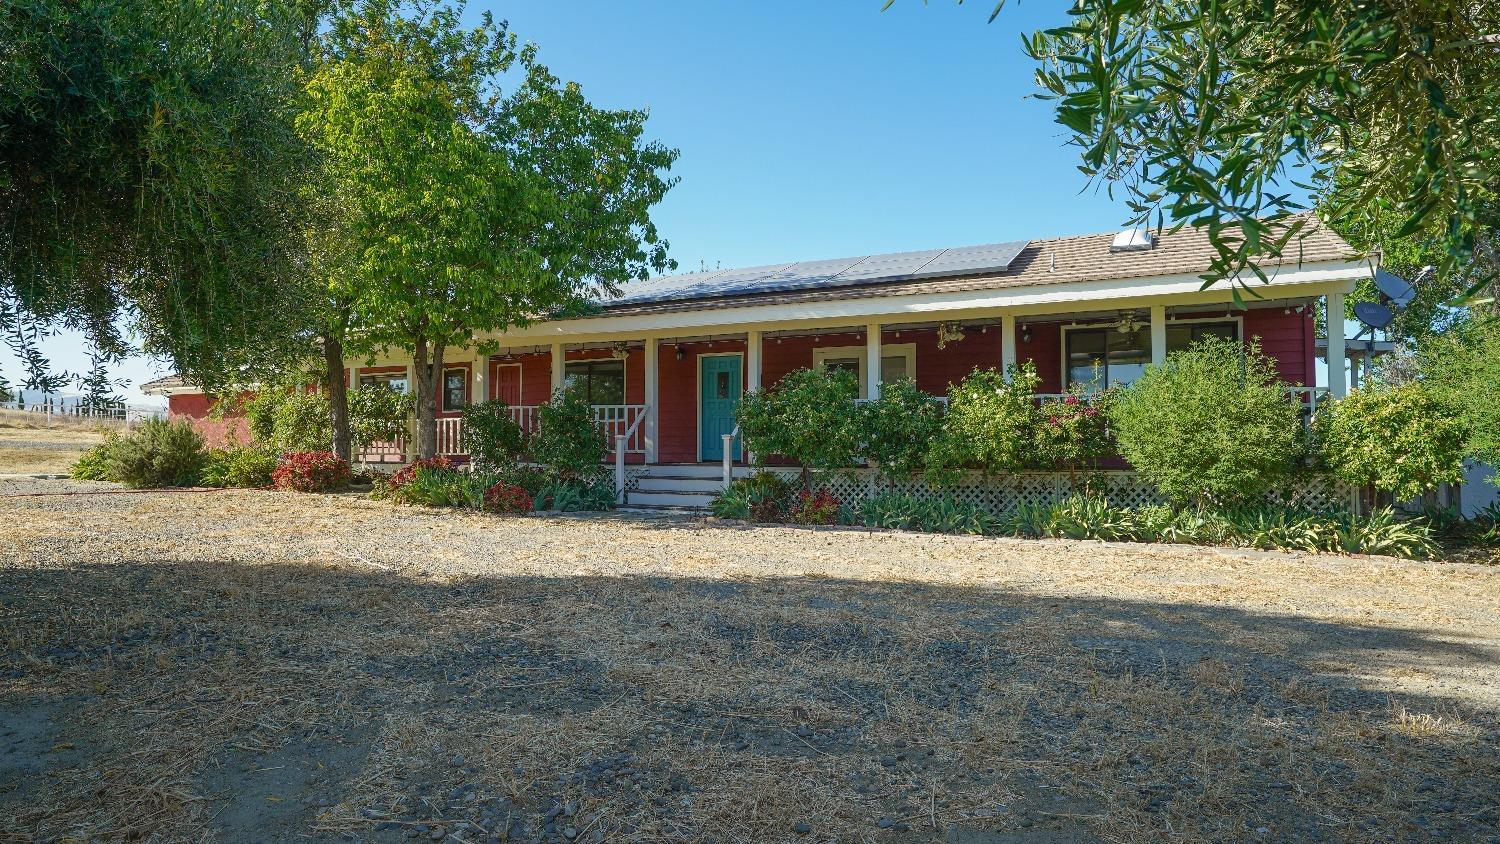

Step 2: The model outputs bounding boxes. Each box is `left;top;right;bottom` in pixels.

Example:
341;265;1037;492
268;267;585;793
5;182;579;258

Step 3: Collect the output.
700;354;743;461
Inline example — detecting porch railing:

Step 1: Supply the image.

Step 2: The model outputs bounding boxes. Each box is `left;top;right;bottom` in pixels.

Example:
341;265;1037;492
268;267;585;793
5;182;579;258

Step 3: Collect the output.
358;403;647;464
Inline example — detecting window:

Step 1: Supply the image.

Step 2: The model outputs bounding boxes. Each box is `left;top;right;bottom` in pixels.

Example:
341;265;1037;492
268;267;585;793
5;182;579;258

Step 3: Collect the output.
1166;320;1239;352
359;373;409;393
441;368;468;412
811;343;917;399
1065;320;1241;389
564;360;625;405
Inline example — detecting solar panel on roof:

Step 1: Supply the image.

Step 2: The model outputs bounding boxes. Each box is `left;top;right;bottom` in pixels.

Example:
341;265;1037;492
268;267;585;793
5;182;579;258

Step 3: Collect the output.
607;239;1030;306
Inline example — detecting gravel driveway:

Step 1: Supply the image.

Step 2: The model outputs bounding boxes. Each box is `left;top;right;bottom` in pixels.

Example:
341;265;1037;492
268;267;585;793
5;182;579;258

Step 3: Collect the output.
1;479;1497;843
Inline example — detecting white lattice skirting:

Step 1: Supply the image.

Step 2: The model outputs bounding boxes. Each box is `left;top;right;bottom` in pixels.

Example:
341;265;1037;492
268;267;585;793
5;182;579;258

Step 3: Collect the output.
754;468;1358;514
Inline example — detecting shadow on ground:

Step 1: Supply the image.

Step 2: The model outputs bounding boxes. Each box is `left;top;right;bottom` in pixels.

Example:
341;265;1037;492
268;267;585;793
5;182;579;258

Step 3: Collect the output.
1;550;1496;843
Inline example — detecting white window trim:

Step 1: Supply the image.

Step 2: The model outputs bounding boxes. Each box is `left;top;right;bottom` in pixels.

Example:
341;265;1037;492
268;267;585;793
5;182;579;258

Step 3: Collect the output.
811;342;917;399
1060;315;1243;390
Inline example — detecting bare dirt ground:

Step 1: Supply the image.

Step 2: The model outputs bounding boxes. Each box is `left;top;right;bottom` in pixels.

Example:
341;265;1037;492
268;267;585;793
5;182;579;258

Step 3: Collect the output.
0;411;109;474
1;480;1497;844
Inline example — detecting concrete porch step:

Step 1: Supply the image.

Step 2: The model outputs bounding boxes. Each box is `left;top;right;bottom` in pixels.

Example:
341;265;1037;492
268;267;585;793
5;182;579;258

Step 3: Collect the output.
635;475;727;493
643;463;751;480
626;490;718;509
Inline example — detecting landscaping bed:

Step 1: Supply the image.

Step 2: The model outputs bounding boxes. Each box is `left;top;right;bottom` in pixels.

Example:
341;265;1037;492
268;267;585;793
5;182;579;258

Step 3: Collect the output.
2;480;1497;842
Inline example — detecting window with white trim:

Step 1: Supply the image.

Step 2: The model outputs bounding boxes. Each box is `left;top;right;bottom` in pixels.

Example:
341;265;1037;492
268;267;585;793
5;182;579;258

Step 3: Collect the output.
1064;320;1240;389
811;343;917;399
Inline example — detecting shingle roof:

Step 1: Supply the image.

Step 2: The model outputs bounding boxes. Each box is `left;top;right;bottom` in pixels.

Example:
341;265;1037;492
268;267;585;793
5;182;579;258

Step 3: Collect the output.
140;375;190;395
598;213;1357;317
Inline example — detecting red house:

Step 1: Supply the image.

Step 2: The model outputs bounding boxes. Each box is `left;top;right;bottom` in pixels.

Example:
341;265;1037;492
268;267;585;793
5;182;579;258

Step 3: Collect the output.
147;214;1368;508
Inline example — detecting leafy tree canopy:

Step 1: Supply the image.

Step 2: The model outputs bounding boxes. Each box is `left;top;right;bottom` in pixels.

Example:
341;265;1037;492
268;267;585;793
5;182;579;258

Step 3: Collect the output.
300;0;677;457
0;0;322;389
919;0;1499;295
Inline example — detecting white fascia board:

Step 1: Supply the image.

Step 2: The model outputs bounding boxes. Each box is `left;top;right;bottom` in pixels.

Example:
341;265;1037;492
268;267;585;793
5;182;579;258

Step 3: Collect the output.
487;260;1368;343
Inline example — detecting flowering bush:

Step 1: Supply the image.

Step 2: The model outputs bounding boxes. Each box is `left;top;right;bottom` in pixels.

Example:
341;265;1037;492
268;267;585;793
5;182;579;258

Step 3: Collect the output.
389;456;454;490
737;366;862;491
924;363;1041;487
483;481;533;514
1035;388;1117;477
789;488;840;525
271;451;351;492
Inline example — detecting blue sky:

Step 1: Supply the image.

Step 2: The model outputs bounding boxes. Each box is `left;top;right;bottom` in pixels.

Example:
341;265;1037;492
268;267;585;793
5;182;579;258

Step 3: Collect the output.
8;1;1149;403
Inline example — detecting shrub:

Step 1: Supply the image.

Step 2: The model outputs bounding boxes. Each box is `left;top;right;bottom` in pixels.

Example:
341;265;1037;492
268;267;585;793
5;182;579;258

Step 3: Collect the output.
710;471;793;521
531;386;607;480
483;481;533;514
1110;336;1302;506
200;445;278;488
389;456;455;491
243;389;332;454
1422;320;1500;476
856;492;999;535
271;451;351;492
349;385;414;457
1317;382;1467;502
924;363;1041;486
105;418;206;488
789;488;840;525
737;366;862;491
859;378;945;485
1034;388;1117;477
533;478;617;511
460;399;529;471
70;433;119;480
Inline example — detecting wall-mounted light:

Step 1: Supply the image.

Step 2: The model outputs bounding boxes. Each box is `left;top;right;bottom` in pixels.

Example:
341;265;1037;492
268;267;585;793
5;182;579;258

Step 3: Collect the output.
1020;324;1032;344
674;344;685;361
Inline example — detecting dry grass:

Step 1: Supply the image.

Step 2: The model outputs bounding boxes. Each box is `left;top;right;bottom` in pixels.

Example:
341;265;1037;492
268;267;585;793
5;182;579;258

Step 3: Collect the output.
0;411;109;474
1;484;1497;843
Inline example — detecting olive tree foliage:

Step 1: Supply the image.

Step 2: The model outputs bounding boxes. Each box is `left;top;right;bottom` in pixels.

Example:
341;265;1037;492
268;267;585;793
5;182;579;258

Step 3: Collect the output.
911;0;1500;296
299;1;677;460
736;367;863;491
1316;382;1467;502
0;0;324;390
1421;321;1500;479
1110;337;1303;506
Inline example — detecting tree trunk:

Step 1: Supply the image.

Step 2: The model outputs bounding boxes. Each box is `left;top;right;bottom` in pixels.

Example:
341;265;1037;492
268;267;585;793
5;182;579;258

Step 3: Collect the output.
411;339;446;460
323;335;351;462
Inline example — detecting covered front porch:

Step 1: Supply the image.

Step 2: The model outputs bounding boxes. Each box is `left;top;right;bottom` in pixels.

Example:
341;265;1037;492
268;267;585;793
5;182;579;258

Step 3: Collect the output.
353;287;1346;478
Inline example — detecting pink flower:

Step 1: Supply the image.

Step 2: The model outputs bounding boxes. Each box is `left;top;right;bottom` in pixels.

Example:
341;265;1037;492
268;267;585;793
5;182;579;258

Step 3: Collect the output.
1064;395;1080;406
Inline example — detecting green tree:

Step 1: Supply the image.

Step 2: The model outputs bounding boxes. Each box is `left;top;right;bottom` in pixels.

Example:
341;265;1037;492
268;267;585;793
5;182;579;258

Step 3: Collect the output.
0;0;322;389
1111;337;1303;506
1317;382;1467;502
737;367;863;491
940;0;1500;295
1422;321;1500;478
300;1;676;459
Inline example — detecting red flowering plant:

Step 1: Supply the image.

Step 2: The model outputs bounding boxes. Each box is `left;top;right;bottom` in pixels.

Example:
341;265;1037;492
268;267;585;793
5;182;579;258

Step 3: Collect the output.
483;481;533;515
389;456;454;491
1034;386;1117;481
789;488;841;526
271;451;352;493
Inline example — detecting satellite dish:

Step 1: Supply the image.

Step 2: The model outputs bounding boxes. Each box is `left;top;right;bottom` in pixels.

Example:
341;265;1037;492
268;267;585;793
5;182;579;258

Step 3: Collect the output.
1354;301;1394;330
1374;268;1416;308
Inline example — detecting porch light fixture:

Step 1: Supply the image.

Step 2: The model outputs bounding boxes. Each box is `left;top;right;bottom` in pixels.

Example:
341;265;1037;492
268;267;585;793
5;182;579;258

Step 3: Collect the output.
936;322;965;350
610;342;630;360
674;344;685;360
1020;324;1032;344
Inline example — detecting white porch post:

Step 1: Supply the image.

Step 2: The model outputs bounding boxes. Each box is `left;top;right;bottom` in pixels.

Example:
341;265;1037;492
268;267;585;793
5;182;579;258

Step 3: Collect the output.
1327;292;1347;398
473;355;488;403
550;342;565;395
864;322;881;400
1150;304;1167;366
643;337;659;463
1000;313;1017;381
746;330;762;393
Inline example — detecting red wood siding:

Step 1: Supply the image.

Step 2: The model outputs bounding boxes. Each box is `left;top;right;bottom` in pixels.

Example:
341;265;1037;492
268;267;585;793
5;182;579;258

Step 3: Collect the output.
168;393;250;448
1243;307;1315;387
